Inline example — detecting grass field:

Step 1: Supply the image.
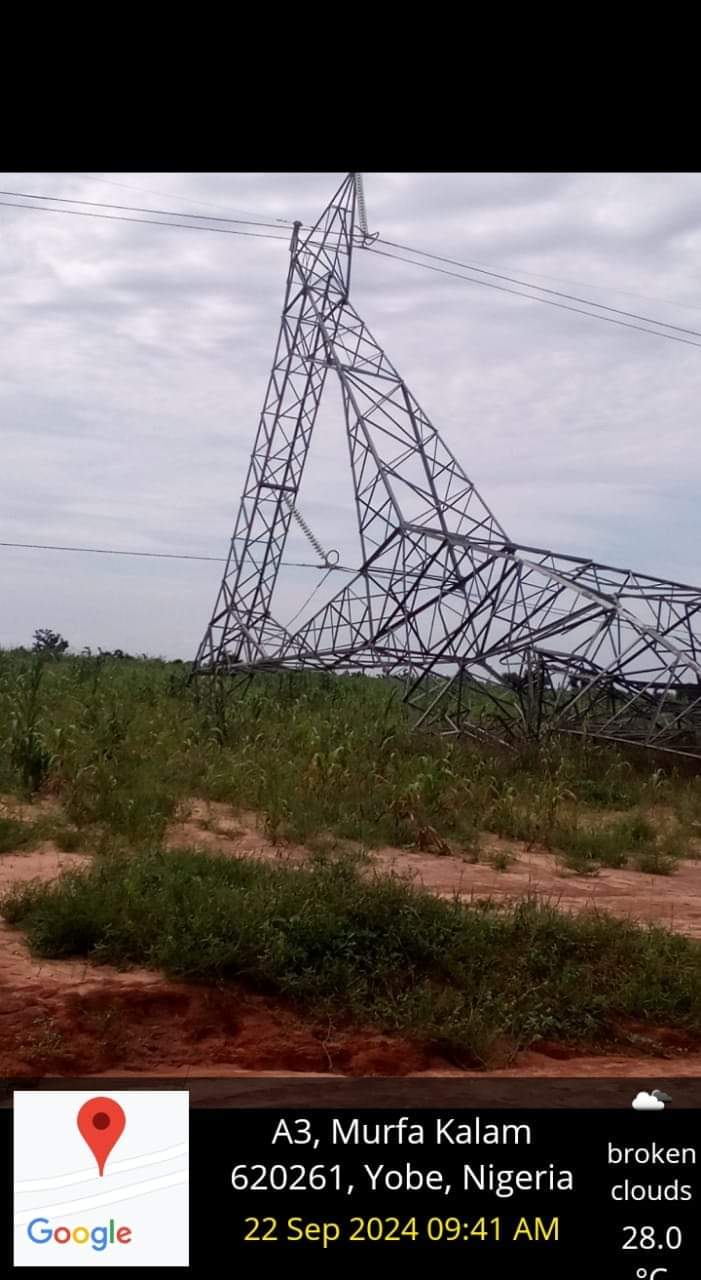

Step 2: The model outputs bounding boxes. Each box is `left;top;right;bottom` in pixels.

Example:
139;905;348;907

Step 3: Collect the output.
1;647;701;1067
1;647;700;868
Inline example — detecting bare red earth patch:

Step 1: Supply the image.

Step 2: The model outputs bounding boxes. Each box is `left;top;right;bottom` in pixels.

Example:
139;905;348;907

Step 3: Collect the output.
0;981;443;1078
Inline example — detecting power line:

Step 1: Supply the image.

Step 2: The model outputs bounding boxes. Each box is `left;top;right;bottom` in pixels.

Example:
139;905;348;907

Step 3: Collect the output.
440;250;701;316
374;236;701;339
0;538;325;570
77;173;294;226
0;188;297;232
0;538;687;627
0;539;614;625
6;188;696;334
0;200;291;241
0;539;224;562
76;176;701;316
4;188;701;347
72;177;701;314
365;244;701;349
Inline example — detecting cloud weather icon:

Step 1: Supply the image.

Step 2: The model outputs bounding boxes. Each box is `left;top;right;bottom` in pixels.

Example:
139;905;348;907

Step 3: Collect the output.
632;1090;669;1110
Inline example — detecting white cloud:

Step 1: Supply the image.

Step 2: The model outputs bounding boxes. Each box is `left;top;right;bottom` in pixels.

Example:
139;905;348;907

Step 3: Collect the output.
632;1091;665;1111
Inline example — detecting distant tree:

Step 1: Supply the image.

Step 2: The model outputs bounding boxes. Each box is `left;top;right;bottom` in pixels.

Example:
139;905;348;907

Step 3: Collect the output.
32;628;69;655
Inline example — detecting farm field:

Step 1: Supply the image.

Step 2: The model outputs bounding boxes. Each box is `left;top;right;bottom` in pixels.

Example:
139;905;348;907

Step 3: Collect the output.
1;648;701;1078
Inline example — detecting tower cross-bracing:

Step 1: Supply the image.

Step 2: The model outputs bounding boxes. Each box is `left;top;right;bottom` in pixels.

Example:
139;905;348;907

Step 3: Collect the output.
193;174;701;759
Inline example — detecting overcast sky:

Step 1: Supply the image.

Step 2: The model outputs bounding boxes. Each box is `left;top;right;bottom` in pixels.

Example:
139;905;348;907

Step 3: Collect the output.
2;171;700;658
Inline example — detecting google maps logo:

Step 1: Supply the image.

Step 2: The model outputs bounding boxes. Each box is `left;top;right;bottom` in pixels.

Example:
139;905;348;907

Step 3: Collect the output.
27;1217;132;1253
26;1097;131;1253
14;1089;189;1267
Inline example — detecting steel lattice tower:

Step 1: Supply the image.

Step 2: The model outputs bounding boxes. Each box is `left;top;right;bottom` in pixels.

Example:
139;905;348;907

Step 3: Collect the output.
193;173;701;758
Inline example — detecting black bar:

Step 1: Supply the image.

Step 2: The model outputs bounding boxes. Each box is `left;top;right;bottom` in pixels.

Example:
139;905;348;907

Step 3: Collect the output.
4;1078;699;1272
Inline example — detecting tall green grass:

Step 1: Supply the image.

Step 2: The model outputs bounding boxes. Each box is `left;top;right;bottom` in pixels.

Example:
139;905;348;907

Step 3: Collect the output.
1;649;700;860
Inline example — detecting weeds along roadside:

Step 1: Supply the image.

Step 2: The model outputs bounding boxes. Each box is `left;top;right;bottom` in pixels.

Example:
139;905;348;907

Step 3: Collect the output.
2;846;700;1066
0;648;700;869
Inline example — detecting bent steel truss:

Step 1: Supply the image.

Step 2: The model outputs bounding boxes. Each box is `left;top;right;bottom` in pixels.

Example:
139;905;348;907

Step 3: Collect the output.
193;173;701;757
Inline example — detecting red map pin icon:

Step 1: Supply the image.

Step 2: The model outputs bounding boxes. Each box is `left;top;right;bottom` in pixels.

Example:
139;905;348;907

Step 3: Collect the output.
77;1097;126;1176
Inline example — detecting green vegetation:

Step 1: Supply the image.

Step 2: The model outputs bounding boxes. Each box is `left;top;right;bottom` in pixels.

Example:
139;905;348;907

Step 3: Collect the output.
1;648;699;1067
3;847;699;1063
0;815;35;854
0;810;89;857
32;628;69;656
551;813;658;874
1;648;700;869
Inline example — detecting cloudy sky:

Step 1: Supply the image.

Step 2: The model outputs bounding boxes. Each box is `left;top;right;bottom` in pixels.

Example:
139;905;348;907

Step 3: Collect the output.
2;171;700;658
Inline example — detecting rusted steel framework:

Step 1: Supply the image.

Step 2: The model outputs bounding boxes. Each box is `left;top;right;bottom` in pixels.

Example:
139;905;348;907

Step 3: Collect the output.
193;173;701;757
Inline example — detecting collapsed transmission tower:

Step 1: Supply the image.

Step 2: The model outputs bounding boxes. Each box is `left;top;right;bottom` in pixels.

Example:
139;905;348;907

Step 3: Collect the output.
193;173;701;758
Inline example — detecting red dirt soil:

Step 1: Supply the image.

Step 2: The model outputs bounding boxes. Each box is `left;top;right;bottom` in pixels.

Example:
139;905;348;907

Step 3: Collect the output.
2;802;701;1079
167;801;701;941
